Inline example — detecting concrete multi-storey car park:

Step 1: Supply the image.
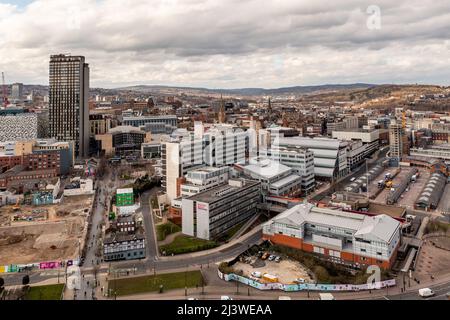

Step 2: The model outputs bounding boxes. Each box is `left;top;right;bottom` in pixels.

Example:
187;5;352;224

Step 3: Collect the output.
273;136;349;180
263;203;401;269
182;179;260;240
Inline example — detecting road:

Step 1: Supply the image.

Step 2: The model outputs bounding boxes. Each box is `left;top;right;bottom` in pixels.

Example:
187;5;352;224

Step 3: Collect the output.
140;189;160;262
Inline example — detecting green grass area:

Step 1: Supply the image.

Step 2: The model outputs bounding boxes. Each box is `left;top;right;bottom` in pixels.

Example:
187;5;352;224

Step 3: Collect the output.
108;271;203;296
160;234;218;255
25;284;64;300
425;220;449;235
156;222;181;241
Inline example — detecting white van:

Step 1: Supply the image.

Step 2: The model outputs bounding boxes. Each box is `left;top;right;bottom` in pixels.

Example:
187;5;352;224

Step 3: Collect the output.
418;288;435;298
319;293;335;300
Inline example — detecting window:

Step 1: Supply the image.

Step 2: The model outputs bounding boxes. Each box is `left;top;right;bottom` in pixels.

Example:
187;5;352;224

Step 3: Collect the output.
360;248;366;252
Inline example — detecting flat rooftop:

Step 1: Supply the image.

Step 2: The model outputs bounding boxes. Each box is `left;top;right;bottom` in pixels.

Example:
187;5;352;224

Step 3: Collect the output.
243;158;292;179
187;179;259;203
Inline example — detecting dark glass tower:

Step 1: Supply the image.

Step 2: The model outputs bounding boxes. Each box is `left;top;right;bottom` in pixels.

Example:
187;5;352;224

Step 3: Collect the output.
49;54;89;158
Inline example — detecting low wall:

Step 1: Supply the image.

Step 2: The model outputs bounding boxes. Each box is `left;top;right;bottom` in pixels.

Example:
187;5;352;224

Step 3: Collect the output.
218;270;396;292
0;259;79;273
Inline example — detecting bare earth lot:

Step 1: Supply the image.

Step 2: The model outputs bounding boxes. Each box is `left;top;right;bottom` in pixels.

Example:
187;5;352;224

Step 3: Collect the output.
233;259;313;284
0;195;93;265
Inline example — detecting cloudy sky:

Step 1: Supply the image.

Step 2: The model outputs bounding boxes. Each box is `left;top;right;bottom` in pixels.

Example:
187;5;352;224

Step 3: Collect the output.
0;0;449;89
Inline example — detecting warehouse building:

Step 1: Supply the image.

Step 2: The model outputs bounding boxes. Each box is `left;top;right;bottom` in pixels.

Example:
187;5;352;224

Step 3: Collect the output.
262;203;401;269
415;172;447;210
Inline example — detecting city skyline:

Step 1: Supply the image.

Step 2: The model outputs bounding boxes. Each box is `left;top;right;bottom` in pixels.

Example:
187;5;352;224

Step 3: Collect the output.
0;0;449;89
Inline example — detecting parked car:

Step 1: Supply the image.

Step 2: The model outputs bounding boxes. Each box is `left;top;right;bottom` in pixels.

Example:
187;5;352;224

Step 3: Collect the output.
221;296;233;300
251;271;262;278
275;256;281;263
294;278;306;284
350;177;356;182
268;255;276;261
261;252;270;260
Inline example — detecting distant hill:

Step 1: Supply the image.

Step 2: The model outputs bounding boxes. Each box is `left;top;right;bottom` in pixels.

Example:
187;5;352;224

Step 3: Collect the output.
114;83;375;96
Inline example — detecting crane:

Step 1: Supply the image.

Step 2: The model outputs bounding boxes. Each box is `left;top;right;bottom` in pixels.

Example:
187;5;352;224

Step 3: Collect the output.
1;72;9;107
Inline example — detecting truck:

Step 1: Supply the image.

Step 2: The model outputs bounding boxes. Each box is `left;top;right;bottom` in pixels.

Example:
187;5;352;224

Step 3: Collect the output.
418;288;435;298
263;274;279;283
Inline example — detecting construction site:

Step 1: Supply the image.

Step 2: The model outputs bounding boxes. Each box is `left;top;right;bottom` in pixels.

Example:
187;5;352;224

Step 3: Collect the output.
0;194;94;265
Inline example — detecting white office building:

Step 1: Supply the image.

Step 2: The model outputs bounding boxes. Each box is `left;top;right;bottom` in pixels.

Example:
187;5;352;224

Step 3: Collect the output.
235;157;302;197
261;146;315;194
180;166;230;197
162;124;250;203
182;179;260;240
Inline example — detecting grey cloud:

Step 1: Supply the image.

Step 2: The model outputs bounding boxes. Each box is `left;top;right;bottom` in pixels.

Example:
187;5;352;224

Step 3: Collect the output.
0;0;449;88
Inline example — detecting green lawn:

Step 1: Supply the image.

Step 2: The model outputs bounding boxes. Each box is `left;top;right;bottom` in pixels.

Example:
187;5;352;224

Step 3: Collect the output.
108;271;203;296
156;222;181;241
25;284;64;300
160;234;218;255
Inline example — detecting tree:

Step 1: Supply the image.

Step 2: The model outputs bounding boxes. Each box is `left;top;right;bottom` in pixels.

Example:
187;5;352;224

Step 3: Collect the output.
22;275;29;286
0;277;4;296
